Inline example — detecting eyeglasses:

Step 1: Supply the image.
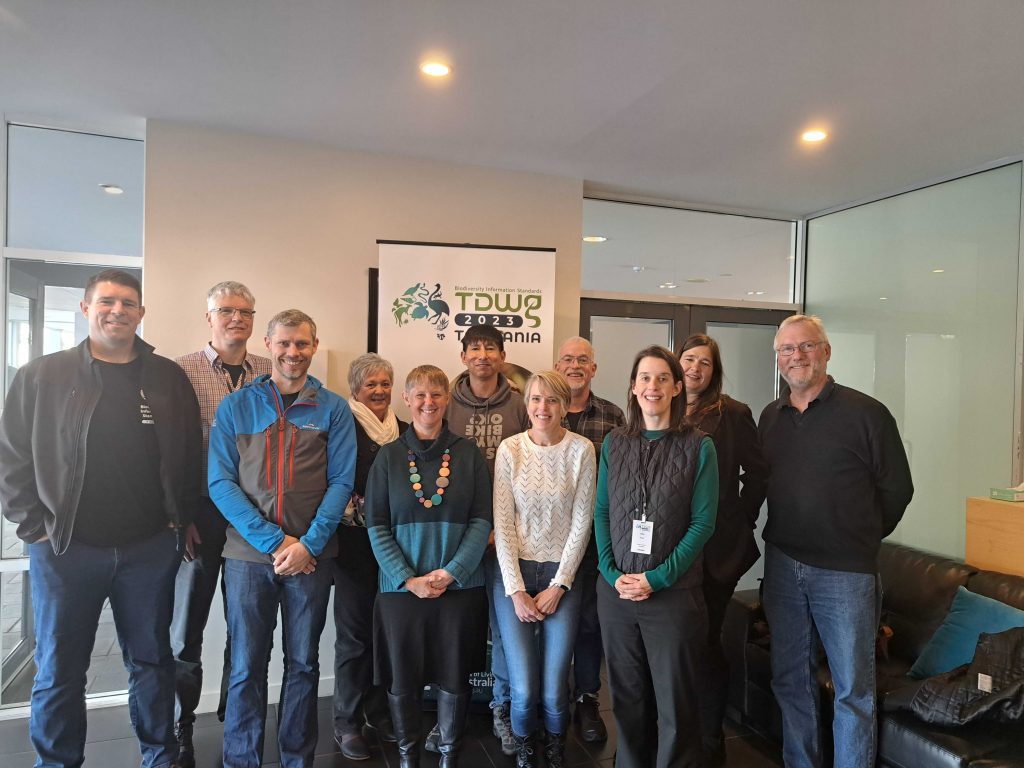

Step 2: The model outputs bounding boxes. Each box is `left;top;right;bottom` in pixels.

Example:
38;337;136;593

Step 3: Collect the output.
558;355;592;366
211;307;256;319
775;341;824;357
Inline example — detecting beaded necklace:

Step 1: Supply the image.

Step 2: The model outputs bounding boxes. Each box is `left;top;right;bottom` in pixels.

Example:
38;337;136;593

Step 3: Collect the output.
408;447;451;508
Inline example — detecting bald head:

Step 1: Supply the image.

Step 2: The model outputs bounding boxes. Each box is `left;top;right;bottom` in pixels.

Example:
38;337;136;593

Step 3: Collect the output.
555;336;597;398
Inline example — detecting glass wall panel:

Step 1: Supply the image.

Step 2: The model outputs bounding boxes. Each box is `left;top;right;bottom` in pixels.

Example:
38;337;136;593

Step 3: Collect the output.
582;199;796;303
806;163;1022;559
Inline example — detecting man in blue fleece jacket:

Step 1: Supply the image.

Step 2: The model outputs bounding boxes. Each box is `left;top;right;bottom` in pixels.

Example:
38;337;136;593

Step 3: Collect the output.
209;309;355;768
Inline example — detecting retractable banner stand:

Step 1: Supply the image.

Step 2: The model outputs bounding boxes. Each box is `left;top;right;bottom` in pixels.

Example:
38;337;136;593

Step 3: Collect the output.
377;241;556;406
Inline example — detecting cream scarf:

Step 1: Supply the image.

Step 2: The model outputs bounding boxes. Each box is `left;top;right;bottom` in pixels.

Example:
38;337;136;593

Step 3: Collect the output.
348;398;400;446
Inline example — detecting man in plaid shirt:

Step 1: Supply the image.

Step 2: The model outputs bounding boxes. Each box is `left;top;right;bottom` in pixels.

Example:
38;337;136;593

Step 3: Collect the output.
554;336;624;744
171;280;271;768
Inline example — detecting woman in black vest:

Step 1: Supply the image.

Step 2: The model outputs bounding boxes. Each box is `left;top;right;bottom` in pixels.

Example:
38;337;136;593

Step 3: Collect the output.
593;345;719;768
677;334;768;766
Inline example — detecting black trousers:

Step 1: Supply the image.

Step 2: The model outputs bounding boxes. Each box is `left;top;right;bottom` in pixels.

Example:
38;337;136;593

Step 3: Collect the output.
698;572;738;746
597;577;707;768
332;525;388;734
171;496;231;726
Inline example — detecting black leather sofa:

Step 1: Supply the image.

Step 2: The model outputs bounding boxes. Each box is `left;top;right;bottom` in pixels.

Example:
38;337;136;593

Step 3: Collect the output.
722;542;1024;767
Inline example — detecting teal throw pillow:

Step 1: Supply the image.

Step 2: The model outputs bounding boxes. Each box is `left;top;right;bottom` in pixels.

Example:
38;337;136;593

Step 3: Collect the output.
909;586;1024;679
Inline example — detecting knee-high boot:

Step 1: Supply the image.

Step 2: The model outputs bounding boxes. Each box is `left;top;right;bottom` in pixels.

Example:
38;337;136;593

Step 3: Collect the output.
387;691;422;768
436;688;471;768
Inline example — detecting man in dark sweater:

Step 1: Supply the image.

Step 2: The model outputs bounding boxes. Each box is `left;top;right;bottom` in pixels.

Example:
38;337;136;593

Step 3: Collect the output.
758;315;913;768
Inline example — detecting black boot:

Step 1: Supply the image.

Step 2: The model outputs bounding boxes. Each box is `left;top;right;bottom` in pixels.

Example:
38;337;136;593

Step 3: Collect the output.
174;723;195;768
387;691;422;768
543;731;566;768
513;731;539;768
435;688;471;768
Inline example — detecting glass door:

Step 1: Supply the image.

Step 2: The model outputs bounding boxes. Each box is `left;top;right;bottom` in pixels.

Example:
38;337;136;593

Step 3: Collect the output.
580;298;794;589
1;260;142;706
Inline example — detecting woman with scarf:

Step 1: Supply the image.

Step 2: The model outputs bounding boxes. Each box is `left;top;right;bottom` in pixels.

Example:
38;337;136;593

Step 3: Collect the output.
331;353;407;760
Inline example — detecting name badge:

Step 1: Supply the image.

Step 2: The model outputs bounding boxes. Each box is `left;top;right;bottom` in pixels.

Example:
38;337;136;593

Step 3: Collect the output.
631;519;653;555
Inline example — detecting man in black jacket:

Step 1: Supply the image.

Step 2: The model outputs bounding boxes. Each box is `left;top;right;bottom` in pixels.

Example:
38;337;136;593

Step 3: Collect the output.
759;314;913;768
0;269;201;768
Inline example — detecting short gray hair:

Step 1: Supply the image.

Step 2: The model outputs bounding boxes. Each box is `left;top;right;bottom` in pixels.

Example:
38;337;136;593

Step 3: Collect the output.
776;314;829;345
207;281;255;311
557;336;595;362
266;309;317;340
348;353;395;394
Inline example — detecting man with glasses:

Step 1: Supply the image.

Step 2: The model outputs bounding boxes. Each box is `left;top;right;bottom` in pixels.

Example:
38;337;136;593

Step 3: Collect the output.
172;281;271;768
758;314;913;768
553;336;623;743
0;269;201;768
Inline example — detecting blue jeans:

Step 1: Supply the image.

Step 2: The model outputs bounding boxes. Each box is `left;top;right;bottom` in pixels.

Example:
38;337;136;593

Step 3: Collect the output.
28;528;181;768
222;558;332;768
484;551;510;707
491;559;582;737
762;545;881;768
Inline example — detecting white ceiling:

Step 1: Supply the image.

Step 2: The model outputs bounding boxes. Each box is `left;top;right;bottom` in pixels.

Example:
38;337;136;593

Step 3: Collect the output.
1;1;1023;217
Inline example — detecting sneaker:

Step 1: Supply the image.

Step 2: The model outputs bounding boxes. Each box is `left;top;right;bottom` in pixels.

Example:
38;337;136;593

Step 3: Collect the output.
492;703;516;756
174;724;196;768
424;722;440;753
574;694;607;742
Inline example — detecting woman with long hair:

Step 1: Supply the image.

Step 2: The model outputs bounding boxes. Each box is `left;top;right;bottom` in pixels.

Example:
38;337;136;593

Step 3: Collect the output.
594;345;719;768
677;334;768;766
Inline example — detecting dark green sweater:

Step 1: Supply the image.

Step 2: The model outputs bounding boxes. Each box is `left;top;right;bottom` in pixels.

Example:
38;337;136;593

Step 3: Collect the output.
366;425;492;593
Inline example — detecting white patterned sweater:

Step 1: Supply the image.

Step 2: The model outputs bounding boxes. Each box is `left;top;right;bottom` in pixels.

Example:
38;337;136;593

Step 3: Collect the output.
492;430;597;595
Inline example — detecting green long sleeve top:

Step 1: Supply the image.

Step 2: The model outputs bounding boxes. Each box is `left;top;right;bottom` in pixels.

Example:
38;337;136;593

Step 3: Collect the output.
594;430;718;592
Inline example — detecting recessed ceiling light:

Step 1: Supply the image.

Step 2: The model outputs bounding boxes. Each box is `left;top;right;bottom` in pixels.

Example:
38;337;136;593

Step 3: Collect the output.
685;277;710;283
746;291;755;296
932;268;945;274
755;290;765;295
631;265;646;273
99;184;123;195
421;62;451;77
582;235;607;243
659;282;677;289
879;297;888;301
801;129;828;142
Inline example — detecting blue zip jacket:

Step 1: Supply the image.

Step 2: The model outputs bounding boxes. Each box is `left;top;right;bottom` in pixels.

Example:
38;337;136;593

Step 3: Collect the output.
208;374;355;563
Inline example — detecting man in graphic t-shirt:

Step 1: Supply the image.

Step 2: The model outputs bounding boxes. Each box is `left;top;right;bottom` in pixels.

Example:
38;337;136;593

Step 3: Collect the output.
0;269;201;768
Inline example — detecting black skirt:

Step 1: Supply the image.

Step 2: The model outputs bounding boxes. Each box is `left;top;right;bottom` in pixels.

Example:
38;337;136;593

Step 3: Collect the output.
373;587;487;694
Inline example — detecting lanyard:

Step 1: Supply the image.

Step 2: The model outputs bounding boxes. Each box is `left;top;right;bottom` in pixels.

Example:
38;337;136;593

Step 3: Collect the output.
636;437;661;523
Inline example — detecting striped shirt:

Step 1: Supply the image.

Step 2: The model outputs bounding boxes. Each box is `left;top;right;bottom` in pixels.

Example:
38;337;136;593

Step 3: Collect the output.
175;343;272;495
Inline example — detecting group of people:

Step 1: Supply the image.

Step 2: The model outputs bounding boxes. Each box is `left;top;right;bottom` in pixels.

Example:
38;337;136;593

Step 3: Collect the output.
0;268;914;768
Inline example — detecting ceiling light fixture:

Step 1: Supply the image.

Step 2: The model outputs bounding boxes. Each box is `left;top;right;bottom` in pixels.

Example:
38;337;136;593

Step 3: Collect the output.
802;129;828;143
932;268;945;274
421;62;451;77
582;235;607;243
99;184;124;195
659;282;677;289
879;297;888;301
631;265;646;273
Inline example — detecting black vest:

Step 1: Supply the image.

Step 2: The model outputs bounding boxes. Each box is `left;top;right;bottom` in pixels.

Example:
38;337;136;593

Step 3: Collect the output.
605;427;705;588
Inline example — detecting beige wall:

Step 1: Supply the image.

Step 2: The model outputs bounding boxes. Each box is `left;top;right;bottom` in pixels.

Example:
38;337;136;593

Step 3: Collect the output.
144;120;583;394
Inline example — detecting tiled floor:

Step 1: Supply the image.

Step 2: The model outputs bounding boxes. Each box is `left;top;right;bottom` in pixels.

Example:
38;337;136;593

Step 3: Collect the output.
0;694;783;767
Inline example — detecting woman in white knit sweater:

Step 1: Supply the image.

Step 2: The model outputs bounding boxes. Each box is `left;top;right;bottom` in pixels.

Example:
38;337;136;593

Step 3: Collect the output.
492;370;596;768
